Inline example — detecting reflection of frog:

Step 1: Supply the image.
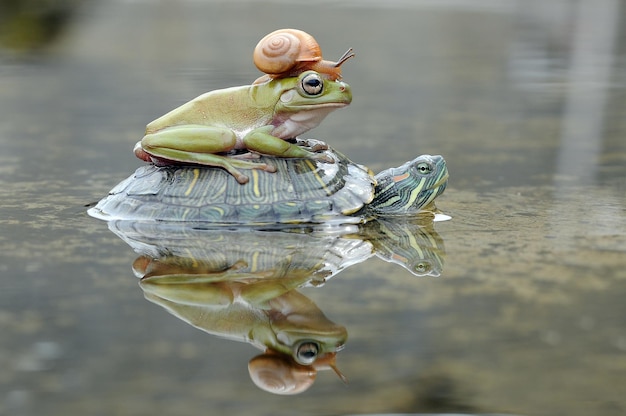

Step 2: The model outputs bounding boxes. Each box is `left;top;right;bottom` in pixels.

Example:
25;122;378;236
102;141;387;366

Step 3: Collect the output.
135;255;347;395
134;71;351;184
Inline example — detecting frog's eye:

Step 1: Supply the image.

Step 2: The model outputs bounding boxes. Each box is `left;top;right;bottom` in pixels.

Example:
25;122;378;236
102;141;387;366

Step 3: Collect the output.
416;162;433;175
294;340;320;365
301;73;323;96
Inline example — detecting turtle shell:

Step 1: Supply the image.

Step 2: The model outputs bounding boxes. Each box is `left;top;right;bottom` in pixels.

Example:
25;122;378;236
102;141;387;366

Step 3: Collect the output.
89;145;376;225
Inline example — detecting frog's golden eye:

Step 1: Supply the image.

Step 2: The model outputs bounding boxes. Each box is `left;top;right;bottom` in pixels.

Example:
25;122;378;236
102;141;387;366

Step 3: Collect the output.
301;72;323;96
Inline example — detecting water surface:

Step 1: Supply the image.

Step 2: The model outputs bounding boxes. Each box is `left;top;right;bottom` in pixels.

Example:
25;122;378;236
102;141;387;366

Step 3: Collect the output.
1;1;625;415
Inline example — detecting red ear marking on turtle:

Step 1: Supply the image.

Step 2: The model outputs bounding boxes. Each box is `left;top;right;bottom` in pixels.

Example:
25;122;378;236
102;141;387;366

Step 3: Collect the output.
393;172;410;182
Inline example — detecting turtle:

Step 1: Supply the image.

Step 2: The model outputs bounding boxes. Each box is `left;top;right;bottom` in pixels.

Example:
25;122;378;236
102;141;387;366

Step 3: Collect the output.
88;139;448;225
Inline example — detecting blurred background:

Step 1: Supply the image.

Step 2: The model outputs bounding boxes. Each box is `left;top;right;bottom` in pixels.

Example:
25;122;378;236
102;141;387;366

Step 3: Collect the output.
1;1;625;415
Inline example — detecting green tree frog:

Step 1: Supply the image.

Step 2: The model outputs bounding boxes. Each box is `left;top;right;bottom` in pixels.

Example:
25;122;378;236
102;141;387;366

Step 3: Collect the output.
134;71;352;184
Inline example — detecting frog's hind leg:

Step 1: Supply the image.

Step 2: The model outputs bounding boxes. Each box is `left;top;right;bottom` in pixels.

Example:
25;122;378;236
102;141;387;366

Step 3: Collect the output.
155;148;276;184
244;127;334;163
140;125;276;184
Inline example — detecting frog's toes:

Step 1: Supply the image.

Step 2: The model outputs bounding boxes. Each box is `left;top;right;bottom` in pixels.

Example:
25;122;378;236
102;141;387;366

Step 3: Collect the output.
229;259;249;270
260;163;278;173
313;153;335;164
309;142;329;152
230;151;261;160
234;173;250;184
134;142;153;163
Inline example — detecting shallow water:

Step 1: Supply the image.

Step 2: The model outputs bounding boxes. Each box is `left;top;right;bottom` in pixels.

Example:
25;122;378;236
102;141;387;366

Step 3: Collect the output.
1;1;625;415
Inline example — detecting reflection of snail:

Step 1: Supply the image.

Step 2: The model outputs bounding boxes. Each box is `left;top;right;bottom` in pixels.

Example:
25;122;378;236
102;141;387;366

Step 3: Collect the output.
253;29;354;84
248;350;347;395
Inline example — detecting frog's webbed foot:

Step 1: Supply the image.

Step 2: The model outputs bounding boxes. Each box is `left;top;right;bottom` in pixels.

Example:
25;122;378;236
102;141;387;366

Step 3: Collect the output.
245;130;336;165
228;151;262;160
223;159;277;185
184;154;277;184
140;146;276;185
226;152;273;182
310;142;329;152
227;259;249;271
306;141;329;153
295;139;334;164
311;152;335;164
292;138;334;163
296;138;329;152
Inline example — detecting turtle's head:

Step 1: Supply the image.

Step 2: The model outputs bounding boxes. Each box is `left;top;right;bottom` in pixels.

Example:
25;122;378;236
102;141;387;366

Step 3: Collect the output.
369;155;448;216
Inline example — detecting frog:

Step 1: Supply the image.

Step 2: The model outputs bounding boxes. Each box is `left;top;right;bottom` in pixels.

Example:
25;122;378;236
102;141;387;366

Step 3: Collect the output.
134;70;352;184
136;252;348;393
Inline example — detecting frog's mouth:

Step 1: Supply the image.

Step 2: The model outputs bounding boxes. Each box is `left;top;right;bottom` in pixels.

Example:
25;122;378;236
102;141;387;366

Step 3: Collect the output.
289;102;350;111
282;98;351;111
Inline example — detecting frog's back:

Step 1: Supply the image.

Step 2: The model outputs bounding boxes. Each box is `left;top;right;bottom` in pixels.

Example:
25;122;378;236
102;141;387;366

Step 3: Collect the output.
89;150;375;225
145;85;270;134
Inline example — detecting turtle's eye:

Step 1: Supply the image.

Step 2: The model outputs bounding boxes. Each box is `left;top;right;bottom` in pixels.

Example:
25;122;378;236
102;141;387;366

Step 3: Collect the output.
294;341;320;365
416;162;433;175
301;73;323;95
413;262;432;275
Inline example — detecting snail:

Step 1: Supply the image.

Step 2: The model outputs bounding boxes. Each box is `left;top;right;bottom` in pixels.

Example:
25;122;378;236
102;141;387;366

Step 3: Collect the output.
248;353;317;395
253;28;354;84
248;350;347;395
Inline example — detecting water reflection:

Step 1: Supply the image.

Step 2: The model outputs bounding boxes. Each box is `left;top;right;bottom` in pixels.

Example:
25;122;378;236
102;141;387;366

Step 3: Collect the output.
101;217;446;394
136;251;348;395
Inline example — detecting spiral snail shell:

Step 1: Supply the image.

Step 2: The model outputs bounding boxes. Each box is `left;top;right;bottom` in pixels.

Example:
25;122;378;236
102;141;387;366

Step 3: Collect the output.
248;349;347;394
253;29;354;84
248;353;317;395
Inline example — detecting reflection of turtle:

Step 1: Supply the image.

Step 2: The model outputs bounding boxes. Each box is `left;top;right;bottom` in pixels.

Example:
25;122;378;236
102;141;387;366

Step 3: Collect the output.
109;214;446;285
89;139;448;225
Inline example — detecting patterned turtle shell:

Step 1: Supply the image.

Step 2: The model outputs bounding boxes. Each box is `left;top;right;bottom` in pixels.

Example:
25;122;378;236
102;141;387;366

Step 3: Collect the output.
90;146;377;225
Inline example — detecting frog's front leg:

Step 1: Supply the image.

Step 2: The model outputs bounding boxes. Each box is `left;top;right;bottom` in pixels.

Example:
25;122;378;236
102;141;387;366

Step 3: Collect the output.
136;125;276;184
244;126;334;163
